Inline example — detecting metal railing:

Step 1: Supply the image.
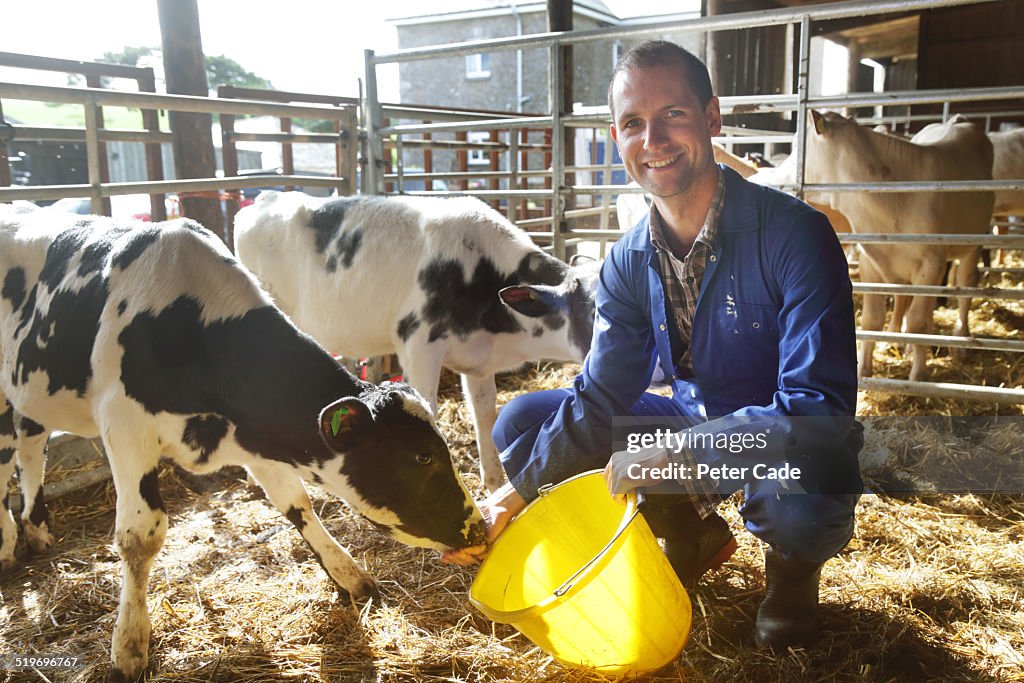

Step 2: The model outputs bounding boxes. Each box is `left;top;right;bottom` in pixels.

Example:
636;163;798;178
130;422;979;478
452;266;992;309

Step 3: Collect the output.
0;80;357;241
362;0;1024;404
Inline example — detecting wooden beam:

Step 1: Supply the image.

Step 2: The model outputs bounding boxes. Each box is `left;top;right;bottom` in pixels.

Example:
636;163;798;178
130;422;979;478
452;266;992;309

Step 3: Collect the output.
157;0;223;240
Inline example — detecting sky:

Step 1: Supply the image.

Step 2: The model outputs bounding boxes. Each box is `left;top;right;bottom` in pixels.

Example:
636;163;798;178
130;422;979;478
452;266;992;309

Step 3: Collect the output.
1;0;695;102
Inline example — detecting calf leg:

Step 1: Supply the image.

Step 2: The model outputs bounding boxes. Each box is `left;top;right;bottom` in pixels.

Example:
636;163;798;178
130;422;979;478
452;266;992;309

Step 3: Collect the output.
397;346;444;414
104;429;167;683
857;258;886;379
0;401;18;571
246;462;378;600
953;249;981;339
905;256;947;381
461;374;504;492
14;416;54;553
888;295;909;333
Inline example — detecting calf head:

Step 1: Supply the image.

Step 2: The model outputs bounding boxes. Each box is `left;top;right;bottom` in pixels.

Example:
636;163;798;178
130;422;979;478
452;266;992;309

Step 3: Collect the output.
499;255;600;362
317;383;485;551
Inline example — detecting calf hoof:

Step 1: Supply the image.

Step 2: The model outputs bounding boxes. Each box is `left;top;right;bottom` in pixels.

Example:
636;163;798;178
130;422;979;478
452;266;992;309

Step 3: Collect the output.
23;522;55;553
0;555;17;573
106;666;144;683
345;576;381;605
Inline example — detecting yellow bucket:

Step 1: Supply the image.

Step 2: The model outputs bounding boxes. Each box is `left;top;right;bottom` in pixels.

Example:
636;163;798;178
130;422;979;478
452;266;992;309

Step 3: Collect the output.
469;471;691;675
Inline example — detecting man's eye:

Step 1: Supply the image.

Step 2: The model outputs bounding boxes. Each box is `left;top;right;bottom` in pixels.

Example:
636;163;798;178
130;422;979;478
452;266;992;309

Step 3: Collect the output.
667;110;685;118
623;118;641;128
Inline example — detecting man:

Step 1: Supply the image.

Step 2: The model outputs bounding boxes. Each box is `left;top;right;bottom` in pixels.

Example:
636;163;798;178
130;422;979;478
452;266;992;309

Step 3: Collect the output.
446;40;863;650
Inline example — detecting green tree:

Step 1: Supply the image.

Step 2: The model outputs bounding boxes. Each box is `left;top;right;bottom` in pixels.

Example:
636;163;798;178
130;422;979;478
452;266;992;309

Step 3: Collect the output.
204;54;272;91
69;47;273;92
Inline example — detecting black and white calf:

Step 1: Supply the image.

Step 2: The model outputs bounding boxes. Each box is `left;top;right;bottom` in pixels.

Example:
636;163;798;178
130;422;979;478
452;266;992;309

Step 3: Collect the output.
234;192;599;491
0;210;484;682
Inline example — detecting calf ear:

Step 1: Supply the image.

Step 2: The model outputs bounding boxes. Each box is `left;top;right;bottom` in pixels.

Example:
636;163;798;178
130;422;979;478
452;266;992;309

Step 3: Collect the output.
319;398;372;451
810;109;827;135
500;284;565;318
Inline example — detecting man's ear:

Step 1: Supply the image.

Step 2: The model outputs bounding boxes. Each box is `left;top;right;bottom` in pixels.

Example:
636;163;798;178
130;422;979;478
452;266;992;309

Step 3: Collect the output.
706;96;722;137
609;122;619;145
319;397;372;452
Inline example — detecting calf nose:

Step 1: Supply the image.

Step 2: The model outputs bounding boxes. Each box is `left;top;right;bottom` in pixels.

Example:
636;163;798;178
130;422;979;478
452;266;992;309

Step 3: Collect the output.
468;519;487;546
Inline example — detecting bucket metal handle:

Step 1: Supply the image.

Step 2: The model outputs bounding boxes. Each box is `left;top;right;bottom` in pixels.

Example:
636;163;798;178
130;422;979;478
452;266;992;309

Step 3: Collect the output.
552;488;647;598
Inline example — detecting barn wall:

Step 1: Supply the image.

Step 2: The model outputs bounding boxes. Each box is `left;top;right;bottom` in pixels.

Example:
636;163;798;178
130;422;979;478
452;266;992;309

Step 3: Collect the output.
918;0;1024;90
916;0;1024;127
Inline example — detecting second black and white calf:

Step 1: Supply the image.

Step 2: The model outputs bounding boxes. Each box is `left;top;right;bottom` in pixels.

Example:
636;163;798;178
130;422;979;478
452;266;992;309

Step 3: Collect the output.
234;192;599;491
0;210;484;681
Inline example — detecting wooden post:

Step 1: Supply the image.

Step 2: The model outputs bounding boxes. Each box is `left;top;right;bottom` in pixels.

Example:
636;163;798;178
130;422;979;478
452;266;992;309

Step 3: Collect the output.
0;100;12;187
489;129;500;210
139;69;166;221
85;74;112;217
547;0;574;254
157;0;223;239
220;112;239;247
456;130;468;191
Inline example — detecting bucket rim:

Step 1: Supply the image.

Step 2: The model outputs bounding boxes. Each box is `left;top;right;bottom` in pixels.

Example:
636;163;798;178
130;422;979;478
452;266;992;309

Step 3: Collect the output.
468;470;640;624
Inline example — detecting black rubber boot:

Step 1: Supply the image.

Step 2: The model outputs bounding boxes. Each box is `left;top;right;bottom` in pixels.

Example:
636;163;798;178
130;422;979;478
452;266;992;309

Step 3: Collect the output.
642;500;737;588
755;547;823;649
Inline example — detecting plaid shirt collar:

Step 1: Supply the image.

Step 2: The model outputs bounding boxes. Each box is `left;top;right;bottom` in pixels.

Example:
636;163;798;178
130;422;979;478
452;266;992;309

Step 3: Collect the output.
648;166;725;258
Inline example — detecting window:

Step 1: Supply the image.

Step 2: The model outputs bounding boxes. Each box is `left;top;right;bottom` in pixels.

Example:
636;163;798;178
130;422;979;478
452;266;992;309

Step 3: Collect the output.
467;132;491;166
612;41;623;69
466;53;491;79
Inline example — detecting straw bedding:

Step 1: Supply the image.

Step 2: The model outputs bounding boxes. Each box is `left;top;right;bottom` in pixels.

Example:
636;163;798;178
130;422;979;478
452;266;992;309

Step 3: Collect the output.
1;262;1022;683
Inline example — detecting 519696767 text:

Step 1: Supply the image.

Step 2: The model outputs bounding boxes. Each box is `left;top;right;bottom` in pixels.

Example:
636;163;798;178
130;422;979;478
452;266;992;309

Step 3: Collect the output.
2;654;86;670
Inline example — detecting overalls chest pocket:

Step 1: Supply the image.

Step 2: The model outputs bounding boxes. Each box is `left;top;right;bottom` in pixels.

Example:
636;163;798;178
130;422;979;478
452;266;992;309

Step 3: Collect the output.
700;298;781;387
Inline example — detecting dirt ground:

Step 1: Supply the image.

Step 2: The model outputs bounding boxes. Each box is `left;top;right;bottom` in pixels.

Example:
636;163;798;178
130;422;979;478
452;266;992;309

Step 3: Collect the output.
1;262;1022;683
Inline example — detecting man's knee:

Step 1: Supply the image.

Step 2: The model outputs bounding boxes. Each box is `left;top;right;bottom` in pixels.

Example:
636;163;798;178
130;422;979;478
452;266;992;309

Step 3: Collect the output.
492;389;571;452
741;492;859;563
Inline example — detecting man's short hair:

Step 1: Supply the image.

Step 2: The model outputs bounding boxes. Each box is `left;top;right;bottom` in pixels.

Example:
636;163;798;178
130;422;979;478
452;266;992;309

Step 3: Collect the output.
607;40;714;118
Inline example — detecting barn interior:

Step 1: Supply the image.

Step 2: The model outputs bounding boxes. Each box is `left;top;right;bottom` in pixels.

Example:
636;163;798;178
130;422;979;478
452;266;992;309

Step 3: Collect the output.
1;0;1023;681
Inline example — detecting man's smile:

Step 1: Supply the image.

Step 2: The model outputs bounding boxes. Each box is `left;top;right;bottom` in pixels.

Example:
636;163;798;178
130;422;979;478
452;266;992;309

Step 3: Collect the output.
645;154;681;169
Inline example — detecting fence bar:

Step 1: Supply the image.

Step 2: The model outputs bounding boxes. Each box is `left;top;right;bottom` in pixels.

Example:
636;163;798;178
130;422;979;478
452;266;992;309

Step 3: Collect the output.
549;42;566;261
837;234;1024;247
227;131;343;144
363;49;383;194
387;189;553;200
0;82;352;120
383;116;554;135
808;179;1024;193
857;330;1024;353
852;282;1024;300
858;377;1024;404
0;175;345;203
10;125;173;144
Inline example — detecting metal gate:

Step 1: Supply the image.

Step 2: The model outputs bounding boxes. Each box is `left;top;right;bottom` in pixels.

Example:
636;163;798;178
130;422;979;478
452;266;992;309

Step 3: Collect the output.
361;0;1024;404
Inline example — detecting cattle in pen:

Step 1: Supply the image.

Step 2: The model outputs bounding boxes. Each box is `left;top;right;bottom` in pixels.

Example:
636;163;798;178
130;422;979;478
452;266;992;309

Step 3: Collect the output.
0;210;484;682
803;111;994;380
234;191;600;492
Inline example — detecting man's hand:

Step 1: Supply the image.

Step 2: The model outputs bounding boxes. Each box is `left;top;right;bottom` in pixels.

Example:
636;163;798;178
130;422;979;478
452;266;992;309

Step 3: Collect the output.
603;444;670;503
440;482;527;566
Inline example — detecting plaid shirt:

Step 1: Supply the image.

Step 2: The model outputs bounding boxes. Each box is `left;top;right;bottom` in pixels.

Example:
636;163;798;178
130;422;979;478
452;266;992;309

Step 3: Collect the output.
647;168;726;517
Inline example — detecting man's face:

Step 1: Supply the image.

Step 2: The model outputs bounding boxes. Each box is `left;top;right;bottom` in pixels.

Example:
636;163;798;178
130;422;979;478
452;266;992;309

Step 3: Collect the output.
609;63;722;200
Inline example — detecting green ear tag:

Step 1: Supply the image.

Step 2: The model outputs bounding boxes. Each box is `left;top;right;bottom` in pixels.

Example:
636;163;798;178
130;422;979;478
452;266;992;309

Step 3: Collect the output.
330;406;350;436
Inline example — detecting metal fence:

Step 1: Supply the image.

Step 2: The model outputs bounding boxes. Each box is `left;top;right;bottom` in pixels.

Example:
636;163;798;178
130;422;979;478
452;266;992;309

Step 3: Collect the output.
0;80;357;244
362;0;1024;403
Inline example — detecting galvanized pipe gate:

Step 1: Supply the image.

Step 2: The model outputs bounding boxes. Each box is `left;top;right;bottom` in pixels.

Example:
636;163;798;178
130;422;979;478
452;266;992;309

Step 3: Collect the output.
362;0;1024;404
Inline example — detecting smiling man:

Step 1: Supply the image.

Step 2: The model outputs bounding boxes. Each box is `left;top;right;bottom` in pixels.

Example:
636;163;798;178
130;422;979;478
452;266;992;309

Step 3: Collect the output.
449;41;864;651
